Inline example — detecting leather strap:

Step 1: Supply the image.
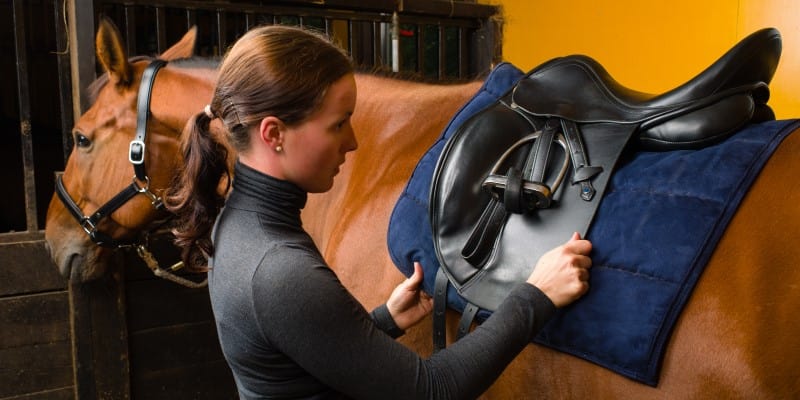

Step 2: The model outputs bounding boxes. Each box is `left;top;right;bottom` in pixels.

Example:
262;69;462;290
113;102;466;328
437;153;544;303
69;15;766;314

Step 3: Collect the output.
527;119;557;186
433;267;450;352
561;119;603;201
55;174;140;248
433;267;484;349
456;302;480;340
130;59;167;181
461;200;507;267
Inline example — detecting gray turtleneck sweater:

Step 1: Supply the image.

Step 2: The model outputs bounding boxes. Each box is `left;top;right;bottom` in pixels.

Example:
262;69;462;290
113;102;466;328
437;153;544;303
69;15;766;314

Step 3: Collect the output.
208;161;556;400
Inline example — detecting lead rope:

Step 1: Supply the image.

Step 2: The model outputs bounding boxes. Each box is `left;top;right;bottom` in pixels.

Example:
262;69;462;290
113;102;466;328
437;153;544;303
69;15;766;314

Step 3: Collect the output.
136;245;208;288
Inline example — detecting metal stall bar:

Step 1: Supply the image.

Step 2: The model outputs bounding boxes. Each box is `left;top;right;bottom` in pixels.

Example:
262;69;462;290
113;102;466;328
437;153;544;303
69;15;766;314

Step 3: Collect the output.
11;0;38;232
124;3;137;55
185;7;196;31
94;0;497;79
459;27;469;79
216;7;227;53
54;0;74;162
155;5;168;53
439;24;446;80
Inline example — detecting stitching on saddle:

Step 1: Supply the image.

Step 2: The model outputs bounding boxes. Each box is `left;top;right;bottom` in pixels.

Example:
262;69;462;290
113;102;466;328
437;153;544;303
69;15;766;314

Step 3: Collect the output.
604;187;726;206
592;264;681;285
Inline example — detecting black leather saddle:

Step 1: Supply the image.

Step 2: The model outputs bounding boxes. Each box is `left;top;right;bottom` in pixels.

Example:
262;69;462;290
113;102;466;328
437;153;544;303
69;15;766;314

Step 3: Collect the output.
429;28;781;350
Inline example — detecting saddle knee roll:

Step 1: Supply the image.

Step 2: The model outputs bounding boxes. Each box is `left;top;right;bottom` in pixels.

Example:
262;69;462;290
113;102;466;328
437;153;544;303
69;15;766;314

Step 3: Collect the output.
638;93;764;151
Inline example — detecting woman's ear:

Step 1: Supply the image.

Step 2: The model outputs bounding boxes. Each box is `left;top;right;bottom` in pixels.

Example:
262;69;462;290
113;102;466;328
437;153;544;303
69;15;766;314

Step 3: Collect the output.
258;116;285;152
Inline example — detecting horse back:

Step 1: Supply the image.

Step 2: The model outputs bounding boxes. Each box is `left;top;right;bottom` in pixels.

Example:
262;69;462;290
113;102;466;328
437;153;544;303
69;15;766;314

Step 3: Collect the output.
483;125;800;399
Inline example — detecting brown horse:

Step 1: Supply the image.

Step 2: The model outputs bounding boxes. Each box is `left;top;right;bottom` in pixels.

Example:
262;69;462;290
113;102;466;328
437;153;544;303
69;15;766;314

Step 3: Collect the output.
45;21;800;398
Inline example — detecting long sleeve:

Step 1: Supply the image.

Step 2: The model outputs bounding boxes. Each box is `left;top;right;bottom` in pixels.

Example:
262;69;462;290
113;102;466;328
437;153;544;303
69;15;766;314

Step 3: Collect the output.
209;162;556;400
251;249;554;400
370;304;405;339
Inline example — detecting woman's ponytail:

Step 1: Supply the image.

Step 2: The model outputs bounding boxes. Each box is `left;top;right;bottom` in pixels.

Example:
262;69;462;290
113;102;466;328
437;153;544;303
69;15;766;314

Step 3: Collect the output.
165;111;230;271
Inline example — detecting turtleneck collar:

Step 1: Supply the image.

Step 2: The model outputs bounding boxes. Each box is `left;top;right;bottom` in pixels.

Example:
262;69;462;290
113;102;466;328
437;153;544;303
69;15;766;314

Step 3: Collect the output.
227;160;307;227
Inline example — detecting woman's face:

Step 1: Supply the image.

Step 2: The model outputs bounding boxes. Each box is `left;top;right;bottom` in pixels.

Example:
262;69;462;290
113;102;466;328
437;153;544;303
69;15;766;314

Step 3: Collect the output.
282;73;358;193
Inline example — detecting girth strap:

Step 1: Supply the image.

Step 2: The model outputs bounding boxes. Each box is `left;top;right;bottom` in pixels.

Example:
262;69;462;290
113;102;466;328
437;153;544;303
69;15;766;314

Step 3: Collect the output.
456;303;480;339
433;268;449;352
433;267;482;352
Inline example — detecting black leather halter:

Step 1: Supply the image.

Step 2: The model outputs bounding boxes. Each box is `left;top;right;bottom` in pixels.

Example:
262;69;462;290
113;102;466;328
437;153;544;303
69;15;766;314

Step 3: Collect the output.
55;59;168;248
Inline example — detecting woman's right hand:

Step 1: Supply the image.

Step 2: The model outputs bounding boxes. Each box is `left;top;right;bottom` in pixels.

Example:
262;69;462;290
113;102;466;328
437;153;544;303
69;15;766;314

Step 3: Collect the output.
526;232;593;308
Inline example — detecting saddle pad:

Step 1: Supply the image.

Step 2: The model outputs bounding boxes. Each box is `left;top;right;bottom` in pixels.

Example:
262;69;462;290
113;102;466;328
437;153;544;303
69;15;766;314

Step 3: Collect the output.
387;62;525;307
386;63;800;385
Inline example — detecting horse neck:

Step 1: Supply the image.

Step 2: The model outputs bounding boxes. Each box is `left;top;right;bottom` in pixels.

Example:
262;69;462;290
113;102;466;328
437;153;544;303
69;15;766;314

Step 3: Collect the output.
153;66;218;135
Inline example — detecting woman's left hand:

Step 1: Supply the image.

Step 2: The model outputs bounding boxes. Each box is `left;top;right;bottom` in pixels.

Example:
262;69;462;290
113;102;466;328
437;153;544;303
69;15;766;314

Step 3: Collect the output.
386;262;434;331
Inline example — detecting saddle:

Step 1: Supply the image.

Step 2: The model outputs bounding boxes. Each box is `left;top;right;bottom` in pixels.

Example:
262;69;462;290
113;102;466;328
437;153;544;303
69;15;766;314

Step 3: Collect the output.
429;28;781;350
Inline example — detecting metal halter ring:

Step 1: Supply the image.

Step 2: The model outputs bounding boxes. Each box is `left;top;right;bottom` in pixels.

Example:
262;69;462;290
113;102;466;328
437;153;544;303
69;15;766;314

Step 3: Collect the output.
131;175;163;207
482;131;571;210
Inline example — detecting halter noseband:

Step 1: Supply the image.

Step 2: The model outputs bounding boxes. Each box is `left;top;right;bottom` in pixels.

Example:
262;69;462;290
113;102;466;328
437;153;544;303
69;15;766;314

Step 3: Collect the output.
56;59;167;248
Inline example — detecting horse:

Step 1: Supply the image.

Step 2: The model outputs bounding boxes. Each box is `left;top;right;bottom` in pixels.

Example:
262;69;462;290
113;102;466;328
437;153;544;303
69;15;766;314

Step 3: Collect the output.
44;20;800;398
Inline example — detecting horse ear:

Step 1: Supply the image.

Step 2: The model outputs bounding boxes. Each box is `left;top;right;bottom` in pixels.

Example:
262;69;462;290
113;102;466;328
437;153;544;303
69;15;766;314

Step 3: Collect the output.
95;17;133;86
159;26;197;61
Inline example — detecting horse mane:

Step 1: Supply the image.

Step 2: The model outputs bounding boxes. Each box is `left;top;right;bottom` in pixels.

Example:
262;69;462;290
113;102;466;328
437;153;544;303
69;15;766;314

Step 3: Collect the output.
85;56;221;103
356;64;489;85
84;54;483;103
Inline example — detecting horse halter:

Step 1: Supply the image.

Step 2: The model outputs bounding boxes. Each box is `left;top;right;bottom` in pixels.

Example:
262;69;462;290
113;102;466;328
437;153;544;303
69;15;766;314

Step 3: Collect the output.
55;59;167;249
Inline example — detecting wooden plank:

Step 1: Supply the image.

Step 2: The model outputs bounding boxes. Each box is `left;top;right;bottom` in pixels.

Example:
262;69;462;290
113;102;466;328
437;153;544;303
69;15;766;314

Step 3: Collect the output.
131;359;236;399
0;341;72;398
69;269;130;400
5;387;74;400
0;292;72;398
129;321;236;399
0;292;69;348
125;279;213;332
129;321;225;371
0;240;66;297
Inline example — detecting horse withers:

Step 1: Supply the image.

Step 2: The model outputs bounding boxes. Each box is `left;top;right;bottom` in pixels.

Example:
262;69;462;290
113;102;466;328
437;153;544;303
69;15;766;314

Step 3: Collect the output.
44;20;800;398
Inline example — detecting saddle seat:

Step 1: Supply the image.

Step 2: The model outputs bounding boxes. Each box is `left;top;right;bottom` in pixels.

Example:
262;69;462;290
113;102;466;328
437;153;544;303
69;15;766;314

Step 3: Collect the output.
513;27;780;150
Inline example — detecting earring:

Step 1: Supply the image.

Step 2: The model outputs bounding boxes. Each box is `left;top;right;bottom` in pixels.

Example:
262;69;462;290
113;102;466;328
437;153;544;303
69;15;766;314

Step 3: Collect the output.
275;145;283;153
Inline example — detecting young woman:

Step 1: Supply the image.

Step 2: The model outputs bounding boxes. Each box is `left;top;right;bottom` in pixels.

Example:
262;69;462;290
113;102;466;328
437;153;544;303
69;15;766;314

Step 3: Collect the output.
166;25;592;400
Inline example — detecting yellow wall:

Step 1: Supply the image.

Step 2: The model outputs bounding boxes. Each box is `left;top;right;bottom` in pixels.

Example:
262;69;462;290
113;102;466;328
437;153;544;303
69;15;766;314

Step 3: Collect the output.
482;0;800;119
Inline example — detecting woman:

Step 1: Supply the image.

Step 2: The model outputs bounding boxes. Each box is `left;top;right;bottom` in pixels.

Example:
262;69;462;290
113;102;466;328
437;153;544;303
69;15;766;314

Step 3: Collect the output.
166;25;592;399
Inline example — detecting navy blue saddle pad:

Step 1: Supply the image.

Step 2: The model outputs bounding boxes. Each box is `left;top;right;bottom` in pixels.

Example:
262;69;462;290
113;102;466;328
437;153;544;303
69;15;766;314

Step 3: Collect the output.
387;62;799;385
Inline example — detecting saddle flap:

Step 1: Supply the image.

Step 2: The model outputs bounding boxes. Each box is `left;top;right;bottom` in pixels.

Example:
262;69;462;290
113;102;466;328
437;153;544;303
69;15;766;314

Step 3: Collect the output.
431;100;636;310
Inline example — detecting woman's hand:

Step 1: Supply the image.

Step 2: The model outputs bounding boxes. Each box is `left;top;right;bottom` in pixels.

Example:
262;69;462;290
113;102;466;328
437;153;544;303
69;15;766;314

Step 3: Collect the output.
386;262;434;330
527;232;593;308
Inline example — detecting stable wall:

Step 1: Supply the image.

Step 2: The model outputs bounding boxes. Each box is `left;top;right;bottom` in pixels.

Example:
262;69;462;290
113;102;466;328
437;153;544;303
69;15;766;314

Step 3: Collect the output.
483;0;799;119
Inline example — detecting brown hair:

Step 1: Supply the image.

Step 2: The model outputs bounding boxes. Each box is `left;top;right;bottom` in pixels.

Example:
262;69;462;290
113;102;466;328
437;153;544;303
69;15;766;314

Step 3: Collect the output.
165;25;353;270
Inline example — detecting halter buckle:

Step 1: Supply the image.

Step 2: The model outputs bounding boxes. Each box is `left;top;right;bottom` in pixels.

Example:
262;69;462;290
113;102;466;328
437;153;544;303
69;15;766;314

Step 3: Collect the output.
80;217;97;236
129;140;146;164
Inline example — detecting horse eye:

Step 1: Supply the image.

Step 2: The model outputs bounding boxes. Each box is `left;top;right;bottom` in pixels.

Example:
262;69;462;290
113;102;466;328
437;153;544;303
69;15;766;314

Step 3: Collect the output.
74;132;91;148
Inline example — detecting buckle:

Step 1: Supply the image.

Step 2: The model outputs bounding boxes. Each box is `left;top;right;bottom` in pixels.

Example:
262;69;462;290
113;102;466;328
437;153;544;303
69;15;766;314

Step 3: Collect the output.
129;140;145;164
